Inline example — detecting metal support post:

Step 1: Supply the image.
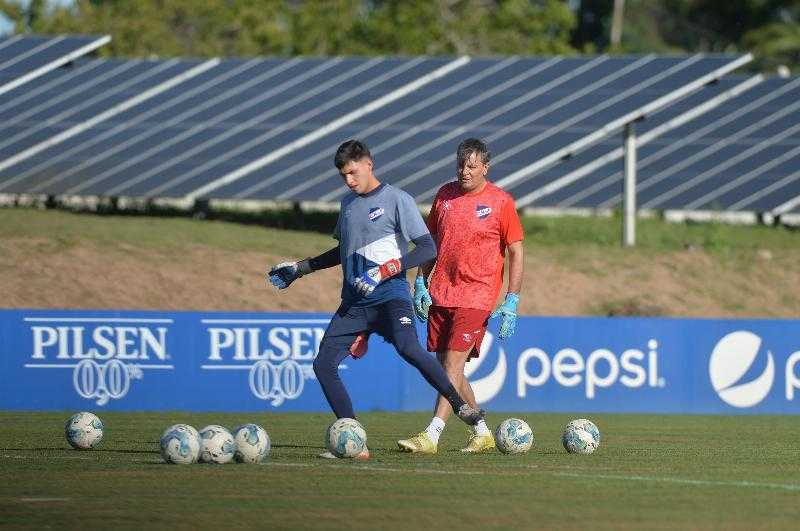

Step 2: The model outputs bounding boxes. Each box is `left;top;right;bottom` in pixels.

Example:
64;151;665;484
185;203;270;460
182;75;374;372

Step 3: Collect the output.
623;122;637;247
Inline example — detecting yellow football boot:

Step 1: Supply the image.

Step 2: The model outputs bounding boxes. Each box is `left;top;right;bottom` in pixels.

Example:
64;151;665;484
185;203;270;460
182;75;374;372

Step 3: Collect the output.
461;432;496;453
397;432;438;454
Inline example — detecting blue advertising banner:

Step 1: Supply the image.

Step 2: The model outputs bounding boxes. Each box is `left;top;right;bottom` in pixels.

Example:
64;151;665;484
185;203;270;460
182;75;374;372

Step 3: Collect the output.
1;309;798;414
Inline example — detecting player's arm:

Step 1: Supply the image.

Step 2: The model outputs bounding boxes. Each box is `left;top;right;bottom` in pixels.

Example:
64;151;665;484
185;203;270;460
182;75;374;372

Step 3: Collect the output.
492;240;523;339
267;246;341;290
492;198;525;339
404;233;436;271
506;240;523;295
416;194;441;283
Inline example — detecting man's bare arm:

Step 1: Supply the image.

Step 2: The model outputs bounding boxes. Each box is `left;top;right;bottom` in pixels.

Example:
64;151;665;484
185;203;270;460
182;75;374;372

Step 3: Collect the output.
506;240;524;294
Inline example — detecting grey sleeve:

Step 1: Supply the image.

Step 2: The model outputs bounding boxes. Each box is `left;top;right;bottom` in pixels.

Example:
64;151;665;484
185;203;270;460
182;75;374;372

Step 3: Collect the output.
395;189;429;241
333;211;342;241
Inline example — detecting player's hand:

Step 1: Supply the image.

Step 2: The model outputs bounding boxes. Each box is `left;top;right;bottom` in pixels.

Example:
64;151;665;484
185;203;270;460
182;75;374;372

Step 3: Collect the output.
491;293;519;340
352;259;401;296
413;276;432;322
268;261;302;289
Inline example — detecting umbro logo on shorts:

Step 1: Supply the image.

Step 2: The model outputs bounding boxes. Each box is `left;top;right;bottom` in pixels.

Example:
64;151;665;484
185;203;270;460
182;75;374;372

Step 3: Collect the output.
368;207;385;221
462;332;473;342
399;316;412;325
476;205;492;219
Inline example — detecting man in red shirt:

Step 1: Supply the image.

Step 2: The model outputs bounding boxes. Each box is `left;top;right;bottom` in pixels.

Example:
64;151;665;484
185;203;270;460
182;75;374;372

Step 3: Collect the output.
398;138;524;454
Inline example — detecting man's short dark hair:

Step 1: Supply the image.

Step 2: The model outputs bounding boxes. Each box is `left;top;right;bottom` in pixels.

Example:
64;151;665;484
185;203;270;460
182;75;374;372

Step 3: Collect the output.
334;140;372;170
457;138;491;168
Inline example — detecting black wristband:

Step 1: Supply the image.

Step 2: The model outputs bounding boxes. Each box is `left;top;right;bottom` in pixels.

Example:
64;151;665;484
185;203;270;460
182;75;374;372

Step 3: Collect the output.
297;259;313;276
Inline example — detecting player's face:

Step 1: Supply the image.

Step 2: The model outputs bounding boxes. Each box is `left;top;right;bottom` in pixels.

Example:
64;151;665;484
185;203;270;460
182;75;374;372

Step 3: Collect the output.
339;157;377;195
457;152;489;193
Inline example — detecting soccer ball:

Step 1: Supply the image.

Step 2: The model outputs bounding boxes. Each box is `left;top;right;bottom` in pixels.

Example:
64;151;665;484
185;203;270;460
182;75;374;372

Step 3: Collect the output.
232;424;270;463
495;418;533;454
65;412;104;449
325;418;367;458
164;423;200;440
198;425;235;464
160;424;201;464
562;418;601;454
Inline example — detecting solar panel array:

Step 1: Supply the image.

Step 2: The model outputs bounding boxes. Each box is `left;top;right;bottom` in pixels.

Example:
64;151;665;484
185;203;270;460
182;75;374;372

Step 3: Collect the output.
0;34;110;95
255;55;750;205
513;75;800;216
1;53;757;211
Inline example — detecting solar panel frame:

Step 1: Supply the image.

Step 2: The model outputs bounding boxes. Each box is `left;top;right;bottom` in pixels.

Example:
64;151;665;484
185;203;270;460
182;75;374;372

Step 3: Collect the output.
606;80;800;210
512;75;764;209
487;55;753;200
523;76;800;212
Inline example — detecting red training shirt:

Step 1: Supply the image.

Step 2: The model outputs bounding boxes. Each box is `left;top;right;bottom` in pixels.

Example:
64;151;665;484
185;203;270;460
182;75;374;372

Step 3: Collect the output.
427;180;524;311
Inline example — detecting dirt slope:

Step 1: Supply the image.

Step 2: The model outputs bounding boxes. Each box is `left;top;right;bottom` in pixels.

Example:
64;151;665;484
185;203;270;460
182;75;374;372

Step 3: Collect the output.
4;236;799;318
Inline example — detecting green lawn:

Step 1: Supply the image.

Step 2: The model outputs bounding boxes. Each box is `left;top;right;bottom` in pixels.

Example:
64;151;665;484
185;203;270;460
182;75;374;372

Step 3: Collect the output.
1;412;798;529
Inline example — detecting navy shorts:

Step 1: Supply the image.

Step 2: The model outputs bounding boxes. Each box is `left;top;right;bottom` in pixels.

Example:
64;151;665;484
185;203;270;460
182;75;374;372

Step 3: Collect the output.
322;298;418;351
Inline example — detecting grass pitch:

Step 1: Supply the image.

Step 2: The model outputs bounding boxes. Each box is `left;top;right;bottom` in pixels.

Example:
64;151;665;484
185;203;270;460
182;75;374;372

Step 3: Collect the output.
1;412;798;530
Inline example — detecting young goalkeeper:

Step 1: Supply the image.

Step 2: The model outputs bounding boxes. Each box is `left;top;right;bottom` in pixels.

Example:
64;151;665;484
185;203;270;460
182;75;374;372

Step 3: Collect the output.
268;140;485;459
397;138;524;454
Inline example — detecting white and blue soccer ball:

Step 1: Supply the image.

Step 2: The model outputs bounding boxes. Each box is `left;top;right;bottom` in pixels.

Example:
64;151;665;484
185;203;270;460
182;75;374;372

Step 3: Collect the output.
199;425;236;464
562;418;601;454
160;424;201;464
495;418;534;454
65;412;104;450
325;418;367;458
164;423;200;441
233;423;270;463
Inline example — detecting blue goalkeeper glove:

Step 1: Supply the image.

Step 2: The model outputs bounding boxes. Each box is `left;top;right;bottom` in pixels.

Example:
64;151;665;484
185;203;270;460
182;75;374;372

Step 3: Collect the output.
413;276;432;322
268;260;311;289
352;258;401;296
491;292;519;340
